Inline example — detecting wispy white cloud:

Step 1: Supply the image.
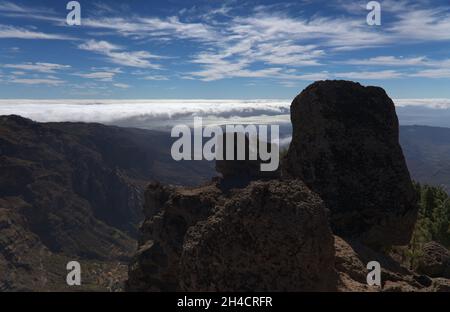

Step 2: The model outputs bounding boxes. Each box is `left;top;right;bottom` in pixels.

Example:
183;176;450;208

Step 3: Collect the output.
69;82;108;90
188;56;284;81
345;56;428;66
410;69;450;79
336;70;404;80
10;71;25;75
279;72;331;86
344;55;450;68
82;16;218;42
74;71;117;81
78;39;162;69
0;1;62;23
91;2;117;14
335;0;422;14
388;7;450;41
10;77;64;86
0;1;26;12
113;83;130;89
279;69;403;84
341;55;450;79
143;75;169;81
3;62;71;73
0;24;72;40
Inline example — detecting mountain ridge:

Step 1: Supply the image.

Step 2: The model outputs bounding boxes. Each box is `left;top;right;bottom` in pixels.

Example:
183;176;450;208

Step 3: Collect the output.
0;115;214;291
400;125;450;193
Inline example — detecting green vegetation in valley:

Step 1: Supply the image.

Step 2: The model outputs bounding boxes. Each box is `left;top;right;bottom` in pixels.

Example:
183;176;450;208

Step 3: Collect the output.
406;183;450;269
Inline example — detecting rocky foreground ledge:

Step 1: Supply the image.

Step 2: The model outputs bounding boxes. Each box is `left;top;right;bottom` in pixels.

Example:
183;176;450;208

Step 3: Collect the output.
127;81;450;292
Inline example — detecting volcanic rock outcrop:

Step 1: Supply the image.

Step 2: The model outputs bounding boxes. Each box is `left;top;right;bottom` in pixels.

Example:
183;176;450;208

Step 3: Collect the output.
179;180;336;291
215;132;280;186
417;241;450;278
127;182;223;291
334;235;431;291
127;178;336;291
284;80;418;247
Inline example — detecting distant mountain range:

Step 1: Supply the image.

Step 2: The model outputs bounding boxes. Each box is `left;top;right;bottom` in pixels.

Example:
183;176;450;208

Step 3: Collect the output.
400;125;450;193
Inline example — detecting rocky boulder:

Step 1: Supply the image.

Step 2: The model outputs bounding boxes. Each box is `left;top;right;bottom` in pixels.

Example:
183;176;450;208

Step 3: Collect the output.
284;80;418;247
334;235;430;292
215;132;280;188
179;180;337;291
126;182;223;291
417;241;450;278
128;179;337;291
431;278;450;292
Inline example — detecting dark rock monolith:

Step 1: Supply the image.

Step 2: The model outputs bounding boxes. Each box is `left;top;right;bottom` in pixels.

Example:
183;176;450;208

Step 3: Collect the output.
284;80;418;247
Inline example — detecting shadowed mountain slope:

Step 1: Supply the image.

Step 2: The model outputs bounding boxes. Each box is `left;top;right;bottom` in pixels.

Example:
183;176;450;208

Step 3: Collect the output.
400;125;450;194
0;115;214;291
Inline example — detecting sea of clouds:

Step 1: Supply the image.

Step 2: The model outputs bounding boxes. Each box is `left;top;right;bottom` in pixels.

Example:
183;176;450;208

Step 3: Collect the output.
0;99;289;126
1;99;450;132
0;99;293;144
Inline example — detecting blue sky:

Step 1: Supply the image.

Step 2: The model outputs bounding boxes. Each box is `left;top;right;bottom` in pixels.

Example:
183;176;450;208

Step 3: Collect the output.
0;0;450;99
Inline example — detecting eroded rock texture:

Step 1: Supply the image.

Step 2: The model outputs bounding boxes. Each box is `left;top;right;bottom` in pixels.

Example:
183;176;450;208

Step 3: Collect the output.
179;180;336;291
215;132;280;189
127;179;336;291
127;182;223;291
417;241;450;278
285;80;418;247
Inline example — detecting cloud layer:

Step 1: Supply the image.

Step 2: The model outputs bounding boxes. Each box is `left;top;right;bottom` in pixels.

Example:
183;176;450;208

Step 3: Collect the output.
1;98;450;130
0;99;290;125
